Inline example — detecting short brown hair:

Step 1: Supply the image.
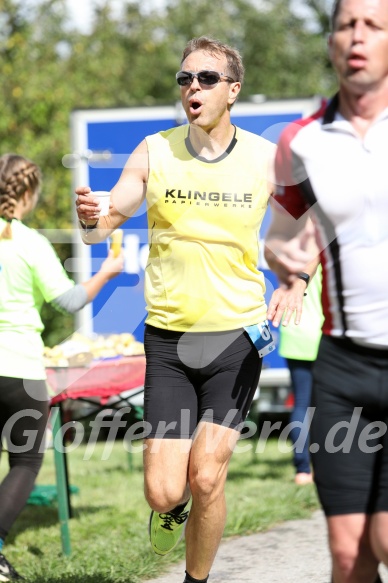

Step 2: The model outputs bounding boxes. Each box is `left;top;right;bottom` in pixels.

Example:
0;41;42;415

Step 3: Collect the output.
181;36;245;85
0;154;42;238
331;0;343;30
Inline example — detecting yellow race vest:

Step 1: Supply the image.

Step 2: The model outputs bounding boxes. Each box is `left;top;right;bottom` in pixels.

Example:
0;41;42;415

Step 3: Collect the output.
144;124;274;332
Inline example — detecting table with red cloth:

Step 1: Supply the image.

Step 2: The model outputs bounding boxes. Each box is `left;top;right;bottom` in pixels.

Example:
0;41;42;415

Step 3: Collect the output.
47;355;146;555
49;354;146;406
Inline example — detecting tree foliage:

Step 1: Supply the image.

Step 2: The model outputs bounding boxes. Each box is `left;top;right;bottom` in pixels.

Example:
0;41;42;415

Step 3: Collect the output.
0;0;335;345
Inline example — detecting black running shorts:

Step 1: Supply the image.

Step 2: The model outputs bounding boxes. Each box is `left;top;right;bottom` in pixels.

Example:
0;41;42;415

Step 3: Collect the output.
143;325;262;439
310;335;388;516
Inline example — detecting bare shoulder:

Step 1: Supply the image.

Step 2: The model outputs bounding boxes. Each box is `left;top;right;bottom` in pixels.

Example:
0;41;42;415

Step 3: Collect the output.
124;139;149;175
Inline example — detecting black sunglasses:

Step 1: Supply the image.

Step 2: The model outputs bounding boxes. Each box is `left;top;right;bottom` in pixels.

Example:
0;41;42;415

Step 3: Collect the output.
176;70;236;87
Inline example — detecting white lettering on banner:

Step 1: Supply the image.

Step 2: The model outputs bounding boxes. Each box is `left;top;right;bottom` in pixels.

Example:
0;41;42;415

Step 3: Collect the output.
139;245;149;271
123;234;148;274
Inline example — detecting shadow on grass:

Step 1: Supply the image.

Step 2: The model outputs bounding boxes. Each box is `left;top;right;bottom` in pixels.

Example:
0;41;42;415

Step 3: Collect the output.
7;504;111;543
227;456;291;481
93;463;143;475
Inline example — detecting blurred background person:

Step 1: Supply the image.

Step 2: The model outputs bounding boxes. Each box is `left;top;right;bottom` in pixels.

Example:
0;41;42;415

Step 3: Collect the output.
277;264;323;485
0;153;124;581
268;221;323;485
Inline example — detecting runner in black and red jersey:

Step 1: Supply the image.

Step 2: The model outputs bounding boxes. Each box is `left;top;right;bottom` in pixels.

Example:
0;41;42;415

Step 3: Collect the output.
265;1;388;582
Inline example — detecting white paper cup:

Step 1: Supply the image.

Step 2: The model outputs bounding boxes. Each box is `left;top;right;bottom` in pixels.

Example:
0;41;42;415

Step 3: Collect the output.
92;191;111;216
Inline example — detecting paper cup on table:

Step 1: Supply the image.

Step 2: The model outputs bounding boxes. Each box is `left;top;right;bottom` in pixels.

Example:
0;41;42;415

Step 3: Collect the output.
92;191;111;216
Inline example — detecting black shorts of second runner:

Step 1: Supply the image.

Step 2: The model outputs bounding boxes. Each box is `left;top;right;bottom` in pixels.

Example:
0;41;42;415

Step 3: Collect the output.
310;335;388;516
143;324;262;439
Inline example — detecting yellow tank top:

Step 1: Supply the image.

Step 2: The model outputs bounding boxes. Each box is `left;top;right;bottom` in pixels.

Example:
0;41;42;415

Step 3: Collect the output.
145;124;274;332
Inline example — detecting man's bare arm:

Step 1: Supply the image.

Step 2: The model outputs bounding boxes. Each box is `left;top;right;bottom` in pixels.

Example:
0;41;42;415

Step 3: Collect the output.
266;214;321;325
264;197;315;285
75;140;149;244
266;255;321;327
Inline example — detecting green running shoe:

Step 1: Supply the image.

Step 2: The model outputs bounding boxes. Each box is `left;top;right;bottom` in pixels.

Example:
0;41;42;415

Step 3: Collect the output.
149;499;191;556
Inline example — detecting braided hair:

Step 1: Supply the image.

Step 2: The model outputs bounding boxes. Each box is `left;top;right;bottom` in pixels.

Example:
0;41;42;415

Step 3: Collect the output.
0;154;42;239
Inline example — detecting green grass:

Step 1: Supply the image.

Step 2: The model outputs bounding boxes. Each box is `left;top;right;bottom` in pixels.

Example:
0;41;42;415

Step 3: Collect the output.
1;437;319;582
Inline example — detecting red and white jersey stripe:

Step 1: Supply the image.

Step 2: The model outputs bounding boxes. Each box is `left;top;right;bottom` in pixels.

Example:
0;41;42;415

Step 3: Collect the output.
274;95;388;348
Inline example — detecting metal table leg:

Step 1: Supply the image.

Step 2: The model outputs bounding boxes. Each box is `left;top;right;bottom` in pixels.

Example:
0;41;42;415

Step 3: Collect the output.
51;405;72;556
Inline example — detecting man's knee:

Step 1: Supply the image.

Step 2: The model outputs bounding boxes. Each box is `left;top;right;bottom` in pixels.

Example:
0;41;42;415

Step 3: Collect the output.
189;466;224;502
331;536;375;577
331;543;358;575
145;479;187;513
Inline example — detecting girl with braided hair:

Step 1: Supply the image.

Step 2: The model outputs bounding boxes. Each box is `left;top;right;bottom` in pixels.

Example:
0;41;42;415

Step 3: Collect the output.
0;154;124;580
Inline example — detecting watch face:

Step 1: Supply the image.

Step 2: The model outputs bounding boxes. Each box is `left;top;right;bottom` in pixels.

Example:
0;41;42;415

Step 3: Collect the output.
80;220;92;230
80;219;98;231
297;272;310;285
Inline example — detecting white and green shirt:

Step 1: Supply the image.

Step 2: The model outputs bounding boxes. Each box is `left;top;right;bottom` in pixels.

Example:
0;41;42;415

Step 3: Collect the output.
0;218;74;380
278;266;324;361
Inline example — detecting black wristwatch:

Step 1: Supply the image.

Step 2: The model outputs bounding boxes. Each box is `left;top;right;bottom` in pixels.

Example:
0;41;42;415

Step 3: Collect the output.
296;272;310;287
79;219;98;231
